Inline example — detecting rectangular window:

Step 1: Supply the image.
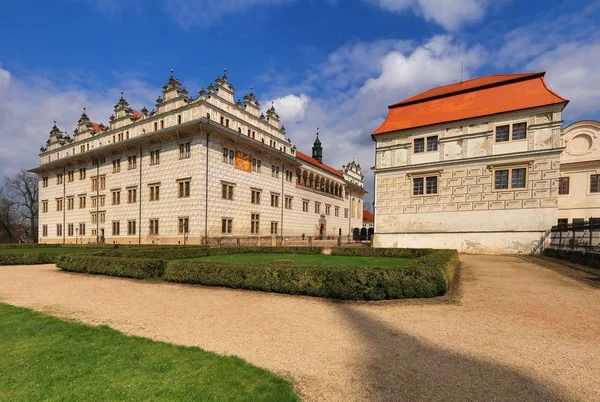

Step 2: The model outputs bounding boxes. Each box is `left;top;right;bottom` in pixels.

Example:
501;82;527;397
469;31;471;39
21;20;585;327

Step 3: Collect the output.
251;189;261;205
413;178;424;195
511;168;526;188
251;213;260;234
128;220;136;235
56;198;63;211
68;170;74;182
160;120;164;129
325;204;331;216
99;212;105;224
91;177;97;191
557;218;568;226
303;200;309;212
178;180;191;198
252;158;261;172
222;183;234;200
79;195;86;209
150;149;160;166
149;184;160;201
285;196;292;210
494;168;527;190
112;221;120;235
222;148;234;164
56;224;62;237
178;217;189;234
495;125;510;142
79;168;86;180
128;155;137;170
315;202;321;214
42;225;48;237
99;196;105;207
179;142;191;159
112;190;121;205
154;122;158;131
426;176;438;195
271;193;279;207
42;177;48;188
100;176;106;190
221;218;233;234
79;223;86;236
558;177;570;195
413;138;425;153
286;170;293;182
512;122;527;140
271;165;280;178
57;173;63;185
42;200;48;213
68;224;74;237
112;159;121;173
344;208;349;218
127;188;137;204
591;174;600;193
177;114;182;125
67;197;74;210
494;170;509;190
270;222;278;235
427;136;438;152
149;219;159;235
335;207;339;217
91;212;97;224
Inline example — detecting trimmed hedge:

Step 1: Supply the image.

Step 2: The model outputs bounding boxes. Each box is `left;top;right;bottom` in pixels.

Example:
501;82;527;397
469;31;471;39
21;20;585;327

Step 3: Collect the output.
91;246;211;260
0;253;59;265
208;247;324;256
57;255;166;279
331;247;433;258
163;249;459;300
0;244;63;250
543;248;600;269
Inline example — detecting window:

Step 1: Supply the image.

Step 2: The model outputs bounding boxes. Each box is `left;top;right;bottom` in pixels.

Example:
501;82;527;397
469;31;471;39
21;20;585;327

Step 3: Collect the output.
559;177;570;195
112;190;121;205
160;120;164;129
221;218;233;234
271;165;280;178
57;173;63;185
79;195;86;209
271;193;279;207
303;200;309;212
66;197;73;210
42;200;48;213
223;148;234;164
251;189;261;204
591;174;600;193
178;217;189;234
252;158;261;172
285;170;293;182
179;142;191;159
68;224;74;236
128;220;136;235
42;225;48;237
126;131;129;140
413;138;424;153
335;207;339;217
79;223;86;236
325;204;331;216
91;212;97;224
222;183;234;200
496;125;510;142
177;114;182;125
494;168;527;190
79;168;86;180
91;177;97;191
99;212;105;224
285;196;292;210
149;184;160;201
154;122;158;131
413;176;438;195
315;202;321;214
426;177;438;195
270;222;278;235
42;177;48;187
113;159;121;173
512;122;527;140
178;180;191;198
344;208;349;218
127;188;137;204
150;149;160;166
149;219;159;235
128;155;137;169
557;218;568;227
56;224;62;237
112;221;120;235
251;213;260;234
427;136;438;152
100;176;105;190
68;170;74;182
92;195;106;207
413;178;424;195
118;133;124;142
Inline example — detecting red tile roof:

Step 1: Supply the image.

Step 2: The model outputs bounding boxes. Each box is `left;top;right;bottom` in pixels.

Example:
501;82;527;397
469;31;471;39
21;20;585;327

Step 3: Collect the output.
296;151;343;178
373;72;568;135
363;210;374;223
90;122;107;133
131;111;142;119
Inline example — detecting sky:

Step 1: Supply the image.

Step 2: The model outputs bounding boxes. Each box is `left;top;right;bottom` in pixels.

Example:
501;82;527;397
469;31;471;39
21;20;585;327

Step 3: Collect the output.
1;0;599;203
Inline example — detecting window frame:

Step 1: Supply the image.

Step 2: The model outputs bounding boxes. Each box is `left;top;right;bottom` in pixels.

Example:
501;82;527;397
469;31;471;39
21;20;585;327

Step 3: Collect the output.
495;121;528;143
591;174;600;194
222;182;234;200
221;218;233;234
492;165;529;191
558;177;570;195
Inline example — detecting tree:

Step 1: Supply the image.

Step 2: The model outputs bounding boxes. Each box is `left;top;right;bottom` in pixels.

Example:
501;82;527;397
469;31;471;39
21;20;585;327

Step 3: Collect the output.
5;170;39;242
0;186;17;242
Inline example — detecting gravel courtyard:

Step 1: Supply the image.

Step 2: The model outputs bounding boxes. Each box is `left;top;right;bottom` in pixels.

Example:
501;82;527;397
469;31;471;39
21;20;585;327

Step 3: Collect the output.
0;255;599;401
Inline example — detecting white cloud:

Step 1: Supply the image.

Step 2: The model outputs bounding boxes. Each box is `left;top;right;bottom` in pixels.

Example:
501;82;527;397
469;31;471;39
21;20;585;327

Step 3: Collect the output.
364;0;490;30
264;94;311;122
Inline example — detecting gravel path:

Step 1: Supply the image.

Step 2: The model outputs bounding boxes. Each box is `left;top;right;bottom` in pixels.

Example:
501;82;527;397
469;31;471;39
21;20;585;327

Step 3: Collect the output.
1;255;599;401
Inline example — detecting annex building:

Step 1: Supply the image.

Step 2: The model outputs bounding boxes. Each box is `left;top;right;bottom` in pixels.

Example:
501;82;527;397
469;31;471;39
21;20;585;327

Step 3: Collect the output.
371;72;593;254
32;71;366;245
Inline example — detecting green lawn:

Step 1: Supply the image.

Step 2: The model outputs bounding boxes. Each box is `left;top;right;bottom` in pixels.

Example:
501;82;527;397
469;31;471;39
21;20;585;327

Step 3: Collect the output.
0;303;298;402
189;253;410;267
0;247;93;254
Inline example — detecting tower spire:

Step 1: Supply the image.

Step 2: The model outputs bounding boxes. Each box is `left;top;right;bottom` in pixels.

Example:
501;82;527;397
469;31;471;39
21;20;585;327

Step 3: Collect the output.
312;127;323;163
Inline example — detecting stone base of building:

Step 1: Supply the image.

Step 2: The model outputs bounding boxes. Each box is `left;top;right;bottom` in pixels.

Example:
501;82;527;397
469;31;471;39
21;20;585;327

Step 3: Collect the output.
372;231;545;254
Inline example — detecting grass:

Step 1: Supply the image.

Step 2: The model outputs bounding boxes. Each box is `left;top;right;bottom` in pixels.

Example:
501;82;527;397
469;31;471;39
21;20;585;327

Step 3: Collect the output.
186;253;411;267
0;303;298;402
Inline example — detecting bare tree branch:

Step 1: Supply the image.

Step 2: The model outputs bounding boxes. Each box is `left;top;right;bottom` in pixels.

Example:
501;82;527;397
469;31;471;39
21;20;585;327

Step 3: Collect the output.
4;170;39;242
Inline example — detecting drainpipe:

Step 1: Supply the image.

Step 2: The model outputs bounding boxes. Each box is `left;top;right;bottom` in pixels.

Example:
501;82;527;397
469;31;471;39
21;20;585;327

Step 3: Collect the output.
281;162;285;243
204;130;209;244
63;167;66;245
138;146;142;244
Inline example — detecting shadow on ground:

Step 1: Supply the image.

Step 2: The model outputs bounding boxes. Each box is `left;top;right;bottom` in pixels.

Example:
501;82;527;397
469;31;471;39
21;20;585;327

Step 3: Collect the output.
336;305;568;402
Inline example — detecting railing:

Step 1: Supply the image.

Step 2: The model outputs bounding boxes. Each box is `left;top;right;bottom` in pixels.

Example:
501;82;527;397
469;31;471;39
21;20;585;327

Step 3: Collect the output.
547;220;600;254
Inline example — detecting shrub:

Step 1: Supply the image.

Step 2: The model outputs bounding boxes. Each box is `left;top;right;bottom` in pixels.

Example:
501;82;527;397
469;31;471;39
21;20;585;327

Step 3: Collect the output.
57;256;165;279
0;244;63;250
207;247;324;256
330;247;433;258
0;253;58;265
91;246;211;260
164;249;459;300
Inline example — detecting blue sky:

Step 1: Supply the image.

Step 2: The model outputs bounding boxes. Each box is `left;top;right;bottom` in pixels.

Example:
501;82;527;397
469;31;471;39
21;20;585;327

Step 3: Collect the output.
1;0;599;201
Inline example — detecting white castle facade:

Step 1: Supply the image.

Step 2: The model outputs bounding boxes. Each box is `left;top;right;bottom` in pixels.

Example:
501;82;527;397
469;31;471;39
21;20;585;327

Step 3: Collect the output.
32;71;366;245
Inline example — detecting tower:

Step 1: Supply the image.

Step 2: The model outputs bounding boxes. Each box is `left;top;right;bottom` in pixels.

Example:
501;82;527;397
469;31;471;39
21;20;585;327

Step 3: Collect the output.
312;129;323;163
